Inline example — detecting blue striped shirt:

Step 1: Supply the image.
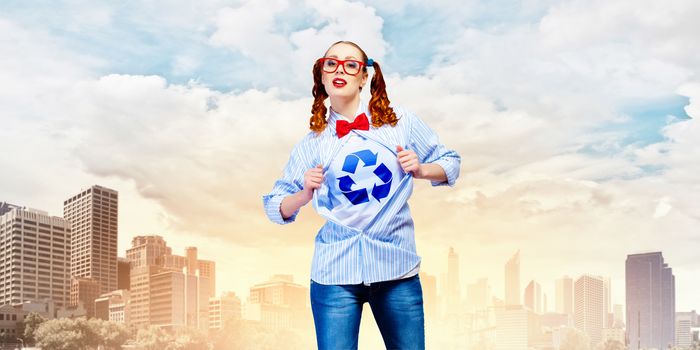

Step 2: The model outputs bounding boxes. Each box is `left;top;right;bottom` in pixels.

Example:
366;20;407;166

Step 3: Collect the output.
262;101;461;285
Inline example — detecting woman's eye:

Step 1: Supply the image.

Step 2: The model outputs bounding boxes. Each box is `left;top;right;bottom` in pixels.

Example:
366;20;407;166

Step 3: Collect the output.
347;62;359;69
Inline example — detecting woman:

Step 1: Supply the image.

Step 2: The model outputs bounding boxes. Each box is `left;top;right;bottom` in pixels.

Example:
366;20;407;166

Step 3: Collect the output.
262;40;460;350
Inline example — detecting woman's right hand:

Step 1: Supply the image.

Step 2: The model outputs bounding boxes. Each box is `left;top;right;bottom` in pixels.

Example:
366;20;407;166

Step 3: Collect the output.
301;164;324;201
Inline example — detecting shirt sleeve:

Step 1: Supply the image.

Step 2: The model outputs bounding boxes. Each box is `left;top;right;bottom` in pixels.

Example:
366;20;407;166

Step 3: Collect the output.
261;138;311;224
406;108;461;187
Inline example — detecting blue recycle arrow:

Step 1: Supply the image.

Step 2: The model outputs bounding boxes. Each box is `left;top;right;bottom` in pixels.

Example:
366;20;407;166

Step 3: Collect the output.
338;175;356;192
371;163;392;202
338;175;369;205
342;150;378;173
344;188;369;205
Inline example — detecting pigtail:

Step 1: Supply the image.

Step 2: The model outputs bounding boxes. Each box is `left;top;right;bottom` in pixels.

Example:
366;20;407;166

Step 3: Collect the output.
368;61;399;128
310;59;329;133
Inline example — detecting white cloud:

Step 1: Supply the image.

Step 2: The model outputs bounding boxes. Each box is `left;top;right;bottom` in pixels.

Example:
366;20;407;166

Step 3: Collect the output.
209;0;292;58
3;1;700;311
208;0;388;92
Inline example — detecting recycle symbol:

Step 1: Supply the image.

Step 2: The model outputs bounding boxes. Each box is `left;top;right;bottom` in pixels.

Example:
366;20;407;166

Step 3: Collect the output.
337;149;392;205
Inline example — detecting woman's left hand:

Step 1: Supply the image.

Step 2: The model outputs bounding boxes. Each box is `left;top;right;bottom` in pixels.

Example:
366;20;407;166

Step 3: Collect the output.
396;145;424;178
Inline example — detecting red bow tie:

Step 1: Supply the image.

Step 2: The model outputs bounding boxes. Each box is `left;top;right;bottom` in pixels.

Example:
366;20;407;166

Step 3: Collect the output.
336;113;369;138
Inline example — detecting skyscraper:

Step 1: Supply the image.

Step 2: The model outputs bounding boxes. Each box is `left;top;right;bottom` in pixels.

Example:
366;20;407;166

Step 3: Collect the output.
675;311;696;347
574;274;606;347
626;252;676;350
0;206;71;308
126;236;215;328
495;306;536;350
117;257;130;290
64;185;118;295
69;277;100;317
466;278;491;312
613;303;624;326
505;250;520;306
446;247;460;310
419;272;437;321
127;235;172;326
555;276;573;317
209;292;241;331
524;280;543;314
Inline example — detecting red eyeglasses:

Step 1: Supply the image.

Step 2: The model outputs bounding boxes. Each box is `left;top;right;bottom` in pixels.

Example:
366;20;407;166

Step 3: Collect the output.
318;58;366;76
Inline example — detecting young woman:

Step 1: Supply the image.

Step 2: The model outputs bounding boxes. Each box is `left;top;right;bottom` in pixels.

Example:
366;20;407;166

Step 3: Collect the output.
263;41;460;350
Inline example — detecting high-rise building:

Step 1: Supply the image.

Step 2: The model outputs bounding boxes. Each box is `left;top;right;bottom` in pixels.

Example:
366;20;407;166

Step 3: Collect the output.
126;236;215;328
466;278;491;312
127;235;172;326
495;306;536;350
0;202;22;216
555;276;573;317
524;280;543;314
243;274;309;330
603;277;611;325
64;185;118;296
419;272;437;321
70;277;101;317
505;250;520;306
150;268;186;330
446;247;460;311
117;258;130;290
574;274;606;347
0;206;71;308
626;252;676;350
676;311;697;347
198;259;216;296
209;291;241;331
613;303;624;327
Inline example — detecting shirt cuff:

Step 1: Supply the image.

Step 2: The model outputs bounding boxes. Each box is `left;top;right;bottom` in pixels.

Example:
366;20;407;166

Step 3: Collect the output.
429;158;459;187
262;194;299;225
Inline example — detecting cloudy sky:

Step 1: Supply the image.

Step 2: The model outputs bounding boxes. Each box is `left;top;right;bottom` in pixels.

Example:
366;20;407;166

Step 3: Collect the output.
1;0;699;314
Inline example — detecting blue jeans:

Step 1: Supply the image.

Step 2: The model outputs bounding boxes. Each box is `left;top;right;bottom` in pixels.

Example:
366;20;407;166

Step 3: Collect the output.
310;274;425;350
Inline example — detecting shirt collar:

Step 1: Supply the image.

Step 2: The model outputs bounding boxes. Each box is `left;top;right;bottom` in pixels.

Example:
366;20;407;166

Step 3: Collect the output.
327;98;370;134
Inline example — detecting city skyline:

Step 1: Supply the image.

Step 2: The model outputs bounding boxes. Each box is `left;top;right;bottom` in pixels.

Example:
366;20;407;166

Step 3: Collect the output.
2;193;698;315
0;196;697;348
2;2;700;345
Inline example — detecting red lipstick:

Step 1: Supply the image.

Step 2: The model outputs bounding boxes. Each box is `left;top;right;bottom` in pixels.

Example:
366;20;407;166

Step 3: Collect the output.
332;78;347;88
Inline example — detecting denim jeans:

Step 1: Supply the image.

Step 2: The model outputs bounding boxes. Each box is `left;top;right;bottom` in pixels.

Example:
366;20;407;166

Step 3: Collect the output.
310;274;425;350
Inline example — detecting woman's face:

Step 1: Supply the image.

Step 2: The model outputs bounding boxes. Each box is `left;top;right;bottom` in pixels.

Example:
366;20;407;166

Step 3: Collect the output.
321;43;368;99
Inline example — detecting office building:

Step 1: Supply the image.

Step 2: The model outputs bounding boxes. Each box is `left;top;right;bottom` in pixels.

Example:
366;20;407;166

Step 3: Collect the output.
626;252;675;350
0;206;70;308
505;250;520;306
64;185;118;295
574;274;606;347
209;291;242;331
555;276;573;318
524;280;544;314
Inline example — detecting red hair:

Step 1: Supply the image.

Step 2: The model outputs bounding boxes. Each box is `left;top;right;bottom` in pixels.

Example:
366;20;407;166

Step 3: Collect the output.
310;41;398;133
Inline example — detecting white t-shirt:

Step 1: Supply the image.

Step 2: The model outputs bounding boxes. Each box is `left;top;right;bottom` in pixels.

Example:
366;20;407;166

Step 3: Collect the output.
331;114;421;286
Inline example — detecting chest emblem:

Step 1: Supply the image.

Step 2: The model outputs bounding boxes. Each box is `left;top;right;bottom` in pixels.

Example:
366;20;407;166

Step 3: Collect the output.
337;149;393;205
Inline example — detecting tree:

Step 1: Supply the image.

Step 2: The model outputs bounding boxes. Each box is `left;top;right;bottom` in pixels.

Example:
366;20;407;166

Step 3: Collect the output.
211;319;310;350
89;319;130;350
598;339;625;350
165;328;210;350
560;328;591;350
35;318;90;350
135;325;172;350
21;312;48;346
